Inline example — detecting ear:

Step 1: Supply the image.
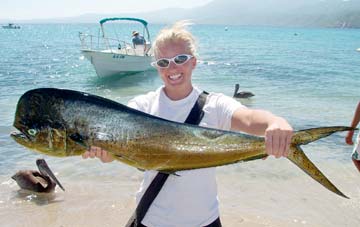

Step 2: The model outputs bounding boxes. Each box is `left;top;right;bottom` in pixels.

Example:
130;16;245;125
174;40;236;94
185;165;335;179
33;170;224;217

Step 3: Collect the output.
191;57;197;69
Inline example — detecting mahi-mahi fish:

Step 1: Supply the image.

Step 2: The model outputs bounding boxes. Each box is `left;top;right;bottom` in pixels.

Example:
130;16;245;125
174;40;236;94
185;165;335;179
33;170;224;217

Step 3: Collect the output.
10;88;354;198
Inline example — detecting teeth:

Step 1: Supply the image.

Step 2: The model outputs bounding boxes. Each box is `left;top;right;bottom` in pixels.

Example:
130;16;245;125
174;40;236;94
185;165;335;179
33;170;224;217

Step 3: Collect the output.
169;74;181;80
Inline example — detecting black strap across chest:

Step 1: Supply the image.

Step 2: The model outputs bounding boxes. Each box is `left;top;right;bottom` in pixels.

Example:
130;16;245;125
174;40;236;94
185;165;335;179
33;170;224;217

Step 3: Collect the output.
184;90;209;125
126;91;209;227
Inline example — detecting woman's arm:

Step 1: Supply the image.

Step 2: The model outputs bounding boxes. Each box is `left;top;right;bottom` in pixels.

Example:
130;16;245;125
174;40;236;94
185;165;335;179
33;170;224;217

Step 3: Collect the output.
231;108;293;158
346;101;360;145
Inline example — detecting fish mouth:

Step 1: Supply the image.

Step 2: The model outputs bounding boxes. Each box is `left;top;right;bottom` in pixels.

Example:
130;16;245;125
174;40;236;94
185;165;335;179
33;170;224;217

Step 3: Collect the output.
10;130;31;141
36;159;65;191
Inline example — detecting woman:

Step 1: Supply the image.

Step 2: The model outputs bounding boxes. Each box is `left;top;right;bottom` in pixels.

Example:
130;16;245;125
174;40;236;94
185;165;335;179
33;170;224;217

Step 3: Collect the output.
83;21;293;227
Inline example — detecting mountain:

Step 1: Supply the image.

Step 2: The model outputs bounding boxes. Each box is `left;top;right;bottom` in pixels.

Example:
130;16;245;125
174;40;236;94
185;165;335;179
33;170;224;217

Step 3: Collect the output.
1;0;360;28
180;0;360;28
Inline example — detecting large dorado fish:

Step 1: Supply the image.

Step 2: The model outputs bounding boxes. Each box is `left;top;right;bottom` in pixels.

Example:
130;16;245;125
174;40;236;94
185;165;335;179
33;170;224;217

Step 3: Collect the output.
11;88;353;198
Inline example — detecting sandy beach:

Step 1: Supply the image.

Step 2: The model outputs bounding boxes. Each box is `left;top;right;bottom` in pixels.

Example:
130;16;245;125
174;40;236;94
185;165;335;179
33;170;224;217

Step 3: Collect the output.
0;175;305;227
1;156;360;227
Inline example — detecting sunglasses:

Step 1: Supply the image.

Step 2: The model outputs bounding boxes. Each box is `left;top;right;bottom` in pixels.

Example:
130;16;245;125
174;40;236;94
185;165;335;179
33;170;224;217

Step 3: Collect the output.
151;54;194;68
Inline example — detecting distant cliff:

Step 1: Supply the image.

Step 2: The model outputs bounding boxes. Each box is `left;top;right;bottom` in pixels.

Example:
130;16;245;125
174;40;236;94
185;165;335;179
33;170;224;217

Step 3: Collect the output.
3;0;360;28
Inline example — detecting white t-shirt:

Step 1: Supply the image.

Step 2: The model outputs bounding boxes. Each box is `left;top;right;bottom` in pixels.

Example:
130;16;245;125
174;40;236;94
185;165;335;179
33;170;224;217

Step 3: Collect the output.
127;86;244;227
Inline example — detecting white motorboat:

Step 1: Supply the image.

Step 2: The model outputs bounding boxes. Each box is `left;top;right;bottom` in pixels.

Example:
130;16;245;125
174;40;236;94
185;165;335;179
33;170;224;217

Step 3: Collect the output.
79;17;154;78
2;23;20;29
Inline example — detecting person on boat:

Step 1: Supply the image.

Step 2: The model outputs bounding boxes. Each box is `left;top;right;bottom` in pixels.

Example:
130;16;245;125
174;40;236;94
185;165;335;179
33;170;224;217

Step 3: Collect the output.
83;20;293;227
345;101;360;172
132;31;146;47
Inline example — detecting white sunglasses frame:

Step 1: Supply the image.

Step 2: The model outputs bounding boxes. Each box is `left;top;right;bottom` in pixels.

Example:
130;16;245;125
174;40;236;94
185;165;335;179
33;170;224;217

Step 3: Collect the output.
151;54;194;68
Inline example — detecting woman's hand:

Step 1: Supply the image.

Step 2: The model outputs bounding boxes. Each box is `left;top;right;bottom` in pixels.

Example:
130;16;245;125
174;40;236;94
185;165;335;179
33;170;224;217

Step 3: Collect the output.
264;118;293;158
345;131;354;145
82;146;114;163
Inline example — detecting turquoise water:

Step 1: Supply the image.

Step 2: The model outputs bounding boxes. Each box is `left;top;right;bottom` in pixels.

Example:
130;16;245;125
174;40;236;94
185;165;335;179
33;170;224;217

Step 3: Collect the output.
0;24;359;226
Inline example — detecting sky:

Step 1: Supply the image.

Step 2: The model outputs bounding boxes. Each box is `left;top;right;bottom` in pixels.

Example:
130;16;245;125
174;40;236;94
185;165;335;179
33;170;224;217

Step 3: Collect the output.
0;0;213;20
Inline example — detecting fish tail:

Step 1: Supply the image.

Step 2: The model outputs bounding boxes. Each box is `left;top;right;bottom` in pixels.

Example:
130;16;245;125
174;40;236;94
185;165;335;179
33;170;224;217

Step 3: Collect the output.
292;126;355;145
288;126;355;199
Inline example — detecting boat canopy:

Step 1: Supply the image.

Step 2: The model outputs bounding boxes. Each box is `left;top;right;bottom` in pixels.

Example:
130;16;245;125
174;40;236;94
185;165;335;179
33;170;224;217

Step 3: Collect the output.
99;17;148;27
99;17;150;43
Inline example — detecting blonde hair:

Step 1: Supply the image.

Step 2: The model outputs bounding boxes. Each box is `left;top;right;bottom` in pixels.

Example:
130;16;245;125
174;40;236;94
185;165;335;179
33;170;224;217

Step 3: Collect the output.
153;20;198;58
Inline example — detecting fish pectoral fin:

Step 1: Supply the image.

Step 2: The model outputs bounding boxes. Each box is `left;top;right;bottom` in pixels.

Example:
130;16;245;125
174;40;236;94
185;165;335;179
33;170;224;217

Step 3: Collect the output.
288;145;349;199
68;133;88;148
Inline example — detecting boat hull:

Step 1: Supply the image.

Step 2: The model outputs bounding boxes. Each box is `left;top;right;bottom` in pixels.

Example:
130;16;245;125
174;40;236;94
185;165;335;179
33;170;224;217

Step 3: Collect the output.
2;26;20;29
81;50;154;78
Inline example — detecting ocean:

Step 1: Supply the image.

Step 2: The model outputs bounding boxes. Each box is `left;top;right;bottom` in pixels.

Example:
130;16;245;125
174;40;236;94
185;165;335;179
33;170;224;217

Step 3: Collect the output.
0;23;359;227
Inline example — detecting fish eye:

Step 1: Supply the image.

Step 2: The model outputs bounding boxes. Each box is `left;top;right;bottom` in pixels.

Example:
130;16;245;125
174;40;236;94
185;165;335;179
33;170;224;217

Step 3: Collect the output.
27;129;37;136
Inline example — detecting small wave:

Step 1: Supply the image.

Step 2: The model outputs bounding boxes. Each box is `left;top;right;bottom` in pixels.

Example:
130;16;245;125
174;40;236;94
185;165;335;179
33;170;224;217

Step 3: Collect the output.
197;60;217;65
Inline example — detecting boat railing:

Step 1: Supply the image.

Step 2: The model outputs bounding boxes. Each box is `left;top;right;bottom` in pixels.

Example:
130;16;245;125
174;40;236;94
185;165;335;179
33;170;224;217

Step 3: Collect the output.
79;32;149;56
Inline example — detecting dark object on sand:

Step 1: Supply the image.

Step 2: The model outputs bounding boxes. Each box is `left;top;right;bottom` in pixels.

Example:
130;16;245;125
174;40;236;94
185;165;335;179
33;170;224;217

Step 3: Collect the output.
12;159;65;193
233;84;254;99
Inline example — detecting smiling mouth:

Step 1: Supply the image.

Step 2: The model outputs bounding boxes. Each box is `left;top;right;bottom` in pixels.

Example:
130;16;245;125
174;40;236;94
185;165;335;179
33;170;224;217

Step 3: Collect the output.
169;74;182;81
